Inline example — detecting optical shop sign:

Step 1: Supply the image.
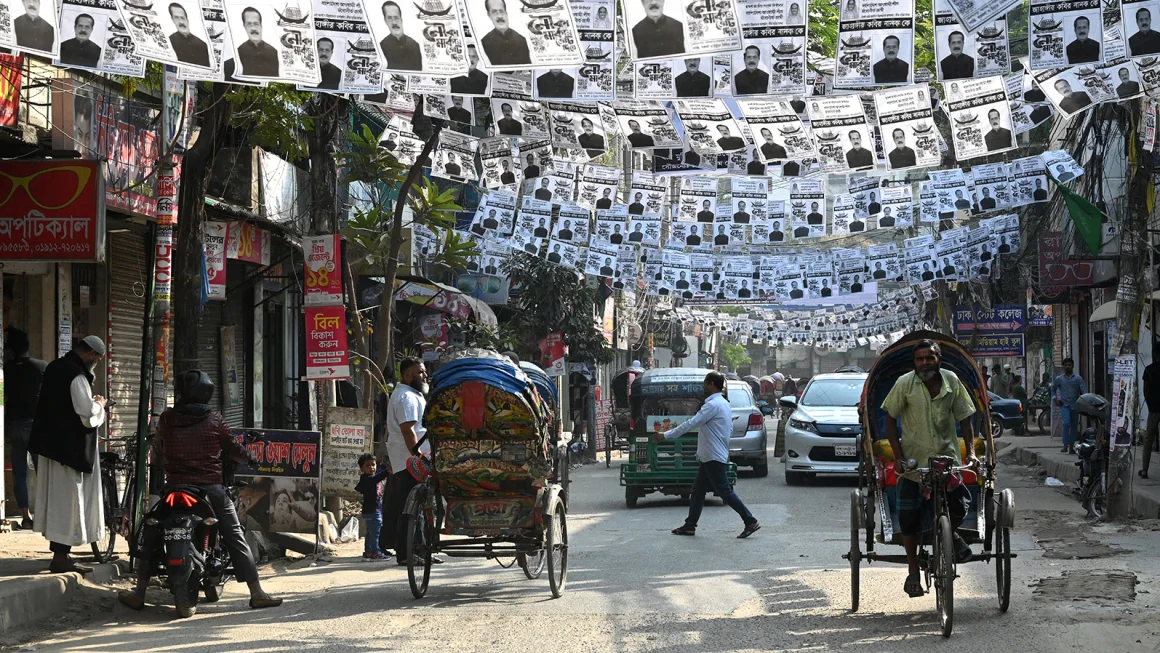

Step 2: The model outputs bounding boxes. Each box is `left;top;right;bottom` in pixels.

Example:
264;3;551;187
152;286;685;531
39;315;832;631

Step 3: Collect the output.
0;160;105;261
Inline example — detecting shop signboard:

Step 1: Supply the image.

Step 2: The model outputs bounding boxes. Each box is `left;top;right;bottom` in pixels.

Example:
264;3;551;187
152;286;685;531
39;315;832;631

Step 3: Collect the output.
228;223;272;265
0;159;105;261
305;305;351;380
232;429;321;534
205;222;229;300
952;305;1025;334
1038;230;1094;289
321;407;374;499
303;234;343;306
958;333;1025;357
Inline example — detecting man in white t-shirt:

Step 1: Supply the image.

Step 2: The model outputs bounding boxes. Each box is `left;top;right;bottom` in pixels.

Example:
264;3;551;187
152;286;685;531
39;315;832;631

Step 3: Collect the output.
381;358;440;565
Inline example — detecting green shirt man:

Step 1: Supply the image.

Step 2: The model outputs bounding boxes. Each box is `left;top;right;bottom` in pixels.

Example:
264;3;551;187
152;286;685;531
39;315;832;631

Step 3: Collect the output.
883;368;977;479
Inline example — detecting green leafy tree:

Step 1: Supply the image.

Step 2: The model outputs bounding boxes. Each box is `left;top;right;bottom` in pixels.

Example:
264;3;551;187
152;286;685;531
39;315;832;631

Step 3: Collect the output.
720;342;752;372
501;254;614;366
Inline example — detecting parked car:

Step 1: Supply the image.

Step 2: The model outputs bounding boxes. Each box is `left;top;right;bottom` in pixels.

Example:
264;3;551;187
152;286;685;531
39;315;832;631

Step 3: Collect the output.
989;392;1024;438
726;380;770;477
780;372;868;485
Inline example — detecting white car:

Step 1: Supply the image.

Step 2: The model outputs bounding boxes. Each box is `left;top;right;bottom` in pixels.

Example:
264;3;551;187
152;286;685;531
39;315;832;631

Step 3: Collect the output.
780;372;868;485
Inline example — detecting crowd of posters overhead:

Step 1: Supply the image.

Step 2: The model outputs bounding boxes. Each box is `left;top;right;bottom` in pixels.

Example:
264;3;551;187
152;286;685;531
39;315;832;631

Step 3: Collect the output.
461;0;582;70
223;0;320;84
233;429;321;534
612;100;681;149
874;85;939;171
835;0;916;87
1028;0;1104;69
731;0;808;97
934;0;1010;79
538;0;616;101
944;75;1015;160
805;95;875;173
55;0;146;76
622;0;742;62
300;0;382;93
363;0;466;75
737;98;815;163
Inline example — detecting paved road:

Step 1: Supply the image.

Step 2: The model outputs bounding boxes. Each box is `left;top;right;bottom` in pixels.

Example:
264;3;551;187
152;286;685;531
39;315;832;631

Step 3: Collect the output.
27;437;1160;652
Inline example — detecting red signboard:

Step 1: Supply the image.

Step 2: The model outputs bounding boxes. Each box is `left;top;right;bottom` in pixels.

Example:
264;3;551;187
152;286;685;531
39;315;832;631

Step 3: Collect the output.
539;331;566;377
305;305;350;380
0;160;104;260
0;55;22;129
303;234;342;306
1039;230;1094;290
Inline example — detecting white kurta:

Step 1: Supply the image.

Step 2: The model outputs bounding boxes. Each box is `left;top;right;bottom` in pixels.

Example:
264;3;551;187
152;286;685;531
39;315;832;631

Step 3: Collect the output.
34;375;106;547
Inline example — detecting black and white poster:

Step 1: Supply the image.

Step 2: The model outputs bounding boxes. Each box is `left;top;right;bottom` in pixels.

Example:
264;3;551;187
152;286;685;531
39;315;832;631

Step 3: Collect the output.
737;98;816;163
298;0;381;92
1033;65;1114;119
478;137;518;189
612;100;682;149
449;41;490;95
875;84;940;171
964;223;991;277
877;185;914;228
1029;0;1103;69
1134;53;1160;95
113;0;210;67
929;167;971;217
788;179;826;238
224;0;320;83
674;98;746;155
432;130;479;184
1122;0;1160;57
904;237;937;284
615;246;639;288
56;0;145;75
917;180;940;222
1041;148;1085;181
635;56;716;99
517;139;553;182
518;196;555;237
576;163;622;211
596;205;629;244
945;0;1020;33
944;75;1016;159
678;176;719;222
989;213;1021;254
0;0;58;56
652;145;719;175
378;114;425;165
668;221;709;250
555;201;592;244
868;242;902;280
835;0;915;87
545;238;582;269
623;0;742;62
364;0;466;74
1103;57;1145;99
731;177;767;224
470;190;516;237
935;0;1009;79
661;249;693;293
831;192;861;235
1005;67;1055;133
462;0;582;70
490;73;550;140
731;0;808;96
628;213;662;246
969;162;1011;212
549;102;606;152
805;95;876;173
1010;154;1050;204
536;0;615;100
934;231;967;280
541;156;577;203
178;0;235;82
628;170;667;217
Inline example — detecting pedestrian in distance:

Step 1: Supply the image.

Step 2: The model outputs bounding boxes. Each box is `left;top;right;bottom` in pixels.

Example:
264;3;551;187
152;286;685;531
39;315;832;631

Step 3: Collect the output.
1140;354;1160;478
3;327;46;530
1011;374;1028;433
1052;357;1087;453
355;453;392;559
658;371;761;539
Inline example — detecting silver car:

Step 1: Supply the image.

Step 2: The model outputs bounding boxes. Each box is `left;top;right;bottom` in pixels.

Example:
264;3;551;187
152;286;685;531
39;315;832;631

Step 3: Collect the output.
725;380;769;477
780;372;867;485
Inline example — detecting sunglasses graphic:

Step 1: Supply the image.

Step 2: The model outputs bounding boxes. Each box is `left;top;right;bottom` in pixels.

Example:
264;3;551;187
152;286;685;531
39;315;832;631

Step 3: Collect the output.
0;165;94;210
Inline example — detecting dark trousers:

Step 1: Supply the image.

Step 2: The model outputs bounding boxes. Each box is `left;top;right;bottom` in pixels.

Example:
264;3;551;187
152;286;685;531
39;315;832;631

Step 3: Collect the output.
685;460;755;528
1143;410;1160;472
5;420;35;509
380;470;417;554
135;484;259;583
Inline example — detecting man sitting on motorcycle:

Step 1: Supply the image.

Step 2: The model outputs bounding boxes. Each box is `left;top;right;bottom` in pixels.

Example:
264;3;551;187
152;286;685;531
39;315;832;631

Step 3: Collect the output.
118;370;283;611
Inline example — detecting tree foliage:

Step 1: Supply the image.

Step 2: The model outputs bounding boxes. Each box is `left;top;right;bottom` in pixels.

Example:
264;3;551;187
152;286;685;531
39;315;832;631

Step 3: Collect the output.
720;342;752;372
501;253;615;365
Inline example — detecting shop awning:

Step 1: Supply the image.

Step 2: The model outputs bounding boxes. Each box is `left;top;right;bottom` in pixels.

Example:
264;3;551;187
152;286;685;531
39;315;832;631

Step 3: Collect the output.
393;276;497;328
1089;300;1117;323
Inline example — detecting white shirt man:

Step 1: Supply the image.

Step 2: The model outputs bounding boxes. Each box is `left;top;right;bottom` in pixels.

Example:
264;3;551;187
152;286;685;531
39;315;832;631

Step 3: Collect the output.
382;358;437;564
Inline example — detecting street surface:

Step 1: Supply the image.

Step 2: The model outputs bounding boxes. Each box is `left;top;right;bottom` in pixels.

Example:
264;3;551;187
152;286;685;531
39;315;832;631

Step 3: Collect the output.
15;426;1160;652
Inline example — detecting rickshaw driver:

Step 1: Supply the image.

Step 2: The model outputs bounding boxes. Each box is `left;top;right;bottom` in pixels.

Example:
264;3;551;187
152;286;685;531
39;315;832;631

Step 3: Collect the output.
882;338;979;598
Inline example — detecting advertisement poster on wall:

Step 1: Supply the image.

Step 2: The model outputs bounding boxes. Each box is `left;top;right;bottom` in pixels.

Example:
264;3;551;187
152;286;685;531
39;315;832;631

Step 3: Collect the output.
205;221;228;299
1110;355;1136;450
321;407;373;499
541;331;566;377
232;429;321;534
305;305;351;380
221;325;241;407
303;234;342;306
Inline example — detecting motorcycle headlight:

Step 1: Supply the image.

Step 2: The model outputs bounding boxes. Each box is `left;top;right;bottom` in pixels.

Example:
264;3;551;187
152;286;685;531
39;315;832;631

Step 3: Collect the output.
789;418;818;433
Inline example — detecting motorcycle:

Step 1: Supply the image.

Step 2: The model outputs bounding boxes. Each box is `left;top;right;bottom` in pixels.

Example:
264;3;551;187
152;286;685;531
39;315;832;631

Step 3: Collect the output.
1072;393;1110;519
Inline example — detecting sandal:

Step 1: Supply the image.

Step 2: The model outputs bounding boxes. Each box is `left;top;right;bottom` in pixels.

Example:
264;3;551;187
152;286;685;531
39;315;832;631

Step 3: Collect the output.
904;573;924;598
1139;469;1149;479
671;526;696;536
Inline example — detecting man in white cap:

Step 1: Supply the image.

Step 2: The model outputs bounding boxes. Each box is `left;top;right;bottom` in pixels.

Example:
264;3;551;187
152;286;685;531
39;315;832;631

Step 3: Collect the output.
27;335;107;573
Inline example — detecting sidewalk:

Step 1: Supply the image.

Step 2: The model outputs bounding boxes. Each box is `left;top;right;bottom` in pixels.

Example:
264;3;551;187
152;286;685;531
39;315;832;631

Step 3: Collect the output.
0;527;125;636
999;433;1160;519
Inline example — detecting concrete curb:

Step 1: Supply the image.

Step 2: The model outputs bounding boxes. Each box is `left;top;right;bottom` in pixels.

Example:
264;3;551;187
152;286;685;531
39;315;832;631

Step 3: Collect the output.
0;561;125;636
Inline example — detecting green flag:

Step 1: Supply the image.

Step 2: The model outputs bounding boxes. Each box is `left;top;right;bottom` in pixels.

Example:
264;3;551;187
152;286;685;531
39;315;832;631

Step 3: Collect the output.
1052;179;1103;256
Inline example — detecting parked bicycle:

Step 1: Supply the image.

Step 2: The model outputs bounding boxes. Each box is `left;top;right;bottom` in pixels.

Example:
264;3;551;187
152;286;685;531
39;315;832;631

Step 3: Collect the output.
94;437;142;563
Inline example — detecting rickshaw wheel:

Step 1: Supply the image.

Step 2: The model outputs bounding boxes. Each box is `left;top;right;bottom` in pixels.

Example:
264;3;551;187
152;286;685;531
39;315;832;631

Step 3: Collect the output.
849;490;862;612
995;489;1014;612
546;500;568;598
405;487;433;599
934;515;955;637
518;549;546;580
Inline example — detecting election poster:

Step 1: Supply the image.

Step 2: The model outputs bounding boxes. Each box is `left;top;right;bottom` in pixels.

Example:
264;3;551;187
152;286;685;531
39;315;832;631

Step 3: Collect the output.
432;130;479;184
674;98;747;155
223;0;321;84
935;0;1010;80
945;0;1022;33
461;0;583;70
731;0;808;96
1006;67;1056;134
678;175;719;222
363;0;466;75
1010;154;1051;204
300;0;383;94
1122;0;1160;58
877;185;914;228
634;56;715;99
114;0;210;68
874;84;940;171
831;192;860;236
576;162;622;211
622;0;742;62
490;73;550;140
536;0;616;101
1032;65;1115;119
549;101;606;152
478;137;518;189
944;75;1016;160
1029;0;1104;69
612;100;682;149
805;95;876;173
835;0;915;88
788;179;826;238
56;0;146;76
555;201;592;244
737;98;816;163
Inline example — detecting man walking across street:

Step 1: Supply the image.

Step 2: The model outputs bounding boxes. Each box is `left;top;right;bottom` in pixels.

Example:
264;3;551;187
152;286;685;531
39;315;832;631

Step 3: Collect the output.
381;358;442;564
4;327;46;530
26;336;107;573
1140;354;1160;478
1052;357;1088;454
883;338;978;598
659;371;760;539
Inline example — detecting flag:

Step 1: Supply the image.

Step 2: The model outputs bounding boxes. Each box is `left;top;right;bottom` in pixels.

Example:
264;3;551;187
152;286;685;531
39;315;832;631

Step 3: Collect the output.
1052;180;1103;256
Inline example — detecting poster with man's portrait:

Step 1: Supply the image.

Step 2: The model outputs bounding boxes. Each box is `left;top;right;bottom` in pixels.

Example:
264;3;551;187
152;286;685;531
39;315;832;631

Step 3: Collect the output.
462;0;583;70
835;0;915;88
364;0;467;75
56;0;146;76
297;0;382;94
113;0;212;69
622;0;742;62
0;0;60;57
224;0;321;83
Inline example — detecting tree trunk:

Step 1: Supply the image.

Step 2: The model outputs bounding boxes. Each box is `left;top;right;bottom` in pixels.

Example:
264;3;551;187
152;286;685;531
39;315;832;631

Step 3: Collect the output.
172;83;233;375
375;124;443;383
307;95;344;235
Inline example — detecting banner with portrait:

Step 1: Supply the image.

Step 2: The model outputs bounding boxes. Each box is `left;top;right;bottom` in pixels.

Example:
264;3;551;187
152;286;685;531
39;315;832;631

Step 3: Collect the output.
835;0;915;87
622;0;742;62
675;97;747;156
461;0;583;70
223;0;320;83
56;0;145;76
232;429;321;534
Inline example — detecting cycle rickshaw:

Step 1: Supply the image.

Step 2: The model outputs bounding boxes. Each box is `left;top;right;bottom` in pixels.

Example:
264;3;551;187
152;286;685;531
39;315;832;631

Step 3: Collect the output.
403;350;568;599
848;331;1016;637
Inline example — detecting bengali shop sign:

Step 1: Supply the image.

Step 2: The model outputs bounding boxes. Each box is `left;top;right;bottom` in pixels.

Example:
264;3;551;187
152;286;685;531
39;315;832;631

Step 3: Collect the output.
952;305;1026;334
231;428;321;534
0;160;105;261
321;407;374;499
205;221;228;300
958;333;1026;357
1039;230;1094;289
305;305;350;380
303;234;342;306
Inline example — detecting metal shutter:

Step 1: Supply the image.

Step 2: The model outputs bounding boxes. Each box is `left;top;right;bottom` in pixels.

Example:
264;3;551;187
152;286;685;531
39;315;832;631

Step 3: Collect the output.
107;231;149;444
196;301;223;412
221;279;247;426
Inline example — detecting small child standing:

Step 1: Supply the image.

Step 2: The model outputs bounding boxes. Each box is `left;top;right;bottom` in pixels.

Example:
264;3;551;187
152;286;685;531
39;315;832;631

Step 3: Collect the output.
355;454;392;560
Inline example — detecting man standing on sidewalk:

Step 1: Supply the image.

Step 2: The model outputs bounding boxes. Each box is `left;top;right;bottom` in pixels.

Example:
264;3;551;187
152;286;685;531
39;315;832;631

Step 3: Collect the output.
4;328;46;530
1052;357;1088;454
659;371;760;539
1140;355;1160;478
